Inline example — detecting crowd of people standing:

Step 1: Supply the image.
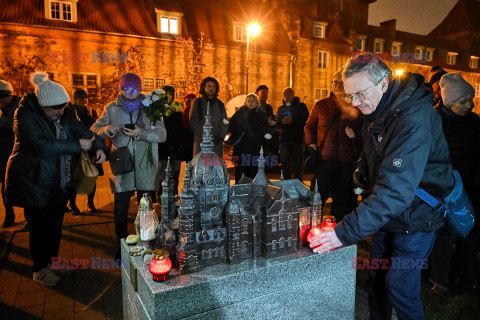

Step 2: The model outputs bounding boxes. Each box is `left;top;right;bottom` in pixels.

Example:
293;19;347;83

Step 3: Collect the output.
0;52;478;320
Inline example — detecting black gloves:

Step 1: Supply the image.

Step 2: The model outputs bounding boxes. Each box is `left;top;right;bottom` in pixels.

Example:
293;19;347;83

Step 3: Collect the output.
353;168;369;190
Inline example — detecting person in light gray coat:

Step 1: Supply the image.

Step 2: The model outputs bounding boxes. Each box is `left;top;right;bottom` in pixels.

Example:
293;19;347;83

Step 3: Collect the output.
91;73;166;257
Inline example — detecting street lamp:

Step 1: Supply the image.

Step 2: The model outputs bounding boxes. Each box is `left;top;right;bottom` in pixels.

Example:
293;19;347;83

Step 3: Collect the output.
246;23;261;93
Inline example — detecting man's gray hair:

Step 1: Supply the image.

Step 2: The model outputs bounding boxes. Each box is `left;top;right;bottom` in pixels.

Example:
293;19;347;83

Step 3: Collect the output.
342;53;391;84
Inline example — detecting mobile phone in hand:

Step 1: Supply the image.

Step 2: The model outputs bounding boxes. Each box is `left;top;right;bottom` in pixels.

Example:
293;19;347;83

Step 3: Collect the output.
124;124;136;130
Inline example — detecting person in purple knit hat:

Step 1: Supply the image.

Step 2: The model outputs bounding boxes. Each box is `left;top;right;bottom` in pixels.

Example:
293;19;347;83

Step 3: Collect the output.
91;72;166;259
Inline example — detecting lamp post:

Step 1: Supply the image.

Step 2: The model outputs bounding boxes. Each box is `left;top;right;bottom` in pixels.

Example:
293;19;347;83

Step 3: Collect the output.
246;23;261;93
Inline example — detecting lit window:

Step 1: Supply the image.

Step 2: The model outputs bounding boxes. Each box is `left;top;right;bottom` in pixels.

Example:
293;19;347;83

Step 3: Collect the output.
72;74;84;86
475;84;480;98
374;39;384;53
470;56;479;69
143;78;154;91
47;0;76;22
161;17;169;32
317;51;328;69
355;37;366;52
415;46;424;60
155;79;165;89
313;22;327;38
86;75;97;87
160;17;178;34
72;73;99;89
233;24;246;42
424;48;434;62
392;42;402;57
447;52;458;65
314;88;329;101
155;9;183;35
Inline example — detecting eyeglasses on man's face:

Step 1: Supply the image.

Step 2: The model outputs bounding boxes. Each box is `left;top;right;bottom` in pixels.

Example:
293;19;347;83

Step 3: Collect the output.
122;88;139;94
343;78;382;104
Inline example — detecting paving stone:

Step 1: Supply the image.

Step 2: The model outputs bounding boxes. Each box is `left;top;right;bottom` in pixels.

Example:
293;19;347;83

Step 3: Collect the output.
0;275;20;293
43;306;75;320
74;308;106;320
12;304;44;319
74;296;104;313
44;277;74;296
14;291;45;308
105;311;123;320
44;293;75;311
104;297;123;314
0;290;16;306
17;279;47;294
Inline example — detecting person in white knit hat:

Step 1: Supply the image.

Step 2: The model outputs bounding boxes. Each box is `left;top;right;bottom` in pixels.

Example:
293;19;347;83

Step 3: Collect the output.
5;72;107;286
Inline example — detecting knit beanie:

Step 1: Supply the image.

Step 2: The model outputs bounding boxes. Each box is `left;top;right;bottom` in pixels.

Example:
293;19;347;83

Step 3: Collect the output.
30;72;70;107
119;72;142;91
0;80;13;96
440;73;475;106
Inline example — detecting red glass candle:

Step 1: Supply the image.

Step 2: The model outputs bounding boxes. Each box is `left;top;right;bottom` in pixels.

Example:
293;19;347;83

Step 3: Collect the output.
321;215;336;231
149;249;172;282
307;228;321;245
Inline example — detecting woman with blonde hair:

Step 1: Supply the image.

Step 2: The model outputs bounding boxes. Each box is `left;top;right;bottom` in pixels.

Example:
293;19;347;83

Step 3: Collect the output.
228;93;271;182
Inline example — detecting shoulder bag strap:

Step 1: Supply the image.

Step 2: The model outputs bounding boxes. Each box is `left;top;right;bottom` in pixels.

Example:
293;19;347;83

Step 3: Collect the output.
317;111;341;151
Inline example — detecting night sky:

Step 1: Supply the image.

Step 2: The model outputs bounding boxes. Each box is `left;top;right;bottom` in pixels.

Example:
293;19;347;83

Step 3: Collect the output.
369;0;458;35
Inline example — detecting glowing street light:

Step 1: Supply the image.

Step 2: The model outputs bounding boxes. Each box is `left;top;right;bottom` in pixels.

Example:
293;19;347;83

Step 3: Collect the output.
246;23;261;93
247;24;261;36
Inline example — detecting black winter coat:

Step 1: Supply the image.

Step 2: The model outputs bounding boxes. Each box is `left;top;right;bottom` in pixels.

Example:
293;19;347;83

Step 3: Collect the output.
6;93;106;208
229;106;270;159
0;95;20;182
335;73;455;245
158;111;185;160
276;97;309;143
437;103;480;210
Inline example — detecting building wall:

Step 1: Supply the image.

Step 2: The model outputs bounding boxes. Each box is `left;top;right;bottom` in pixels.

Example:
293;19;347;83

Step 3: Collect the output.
294;39;352;109
0;23;292;112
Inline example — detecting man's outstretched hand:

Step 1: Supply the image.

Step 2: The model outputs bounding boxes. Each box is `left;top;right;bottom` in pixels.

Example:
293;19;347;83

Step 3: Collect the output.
309;230;343;253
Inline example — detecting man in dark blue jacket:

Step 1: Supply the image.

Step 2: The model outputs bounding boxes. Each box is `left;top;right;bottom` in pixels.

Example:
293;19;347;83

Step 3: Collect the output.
309;54;454;319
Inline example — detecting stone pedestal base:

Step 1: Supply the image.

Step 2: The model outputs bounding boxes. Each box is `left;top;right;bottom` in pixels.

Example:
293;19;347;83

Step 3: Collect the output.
121;240;356;319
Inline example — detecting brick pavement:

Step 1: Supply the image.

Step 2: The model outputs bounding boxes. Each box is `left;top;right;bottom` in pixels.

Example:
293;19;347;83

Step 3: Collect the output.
0;153;375;320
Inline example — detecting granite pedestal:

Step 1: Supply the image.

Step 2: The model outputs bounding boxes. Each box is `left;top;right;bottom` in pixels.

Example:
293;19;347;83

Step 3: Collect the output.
121;240;357;320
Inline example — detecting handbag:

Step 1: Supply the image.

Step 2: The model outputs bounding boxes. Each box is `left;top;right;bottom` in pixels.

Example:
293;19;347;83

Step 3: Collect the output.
74;151;99;195
305;112;340;173
415;170;475;238
109;138;134;175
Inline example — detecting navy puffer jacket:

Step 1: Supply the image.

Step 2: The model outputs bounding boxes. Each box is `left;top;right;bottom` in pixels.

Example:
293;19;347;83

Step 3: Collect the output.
335;73;455;245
